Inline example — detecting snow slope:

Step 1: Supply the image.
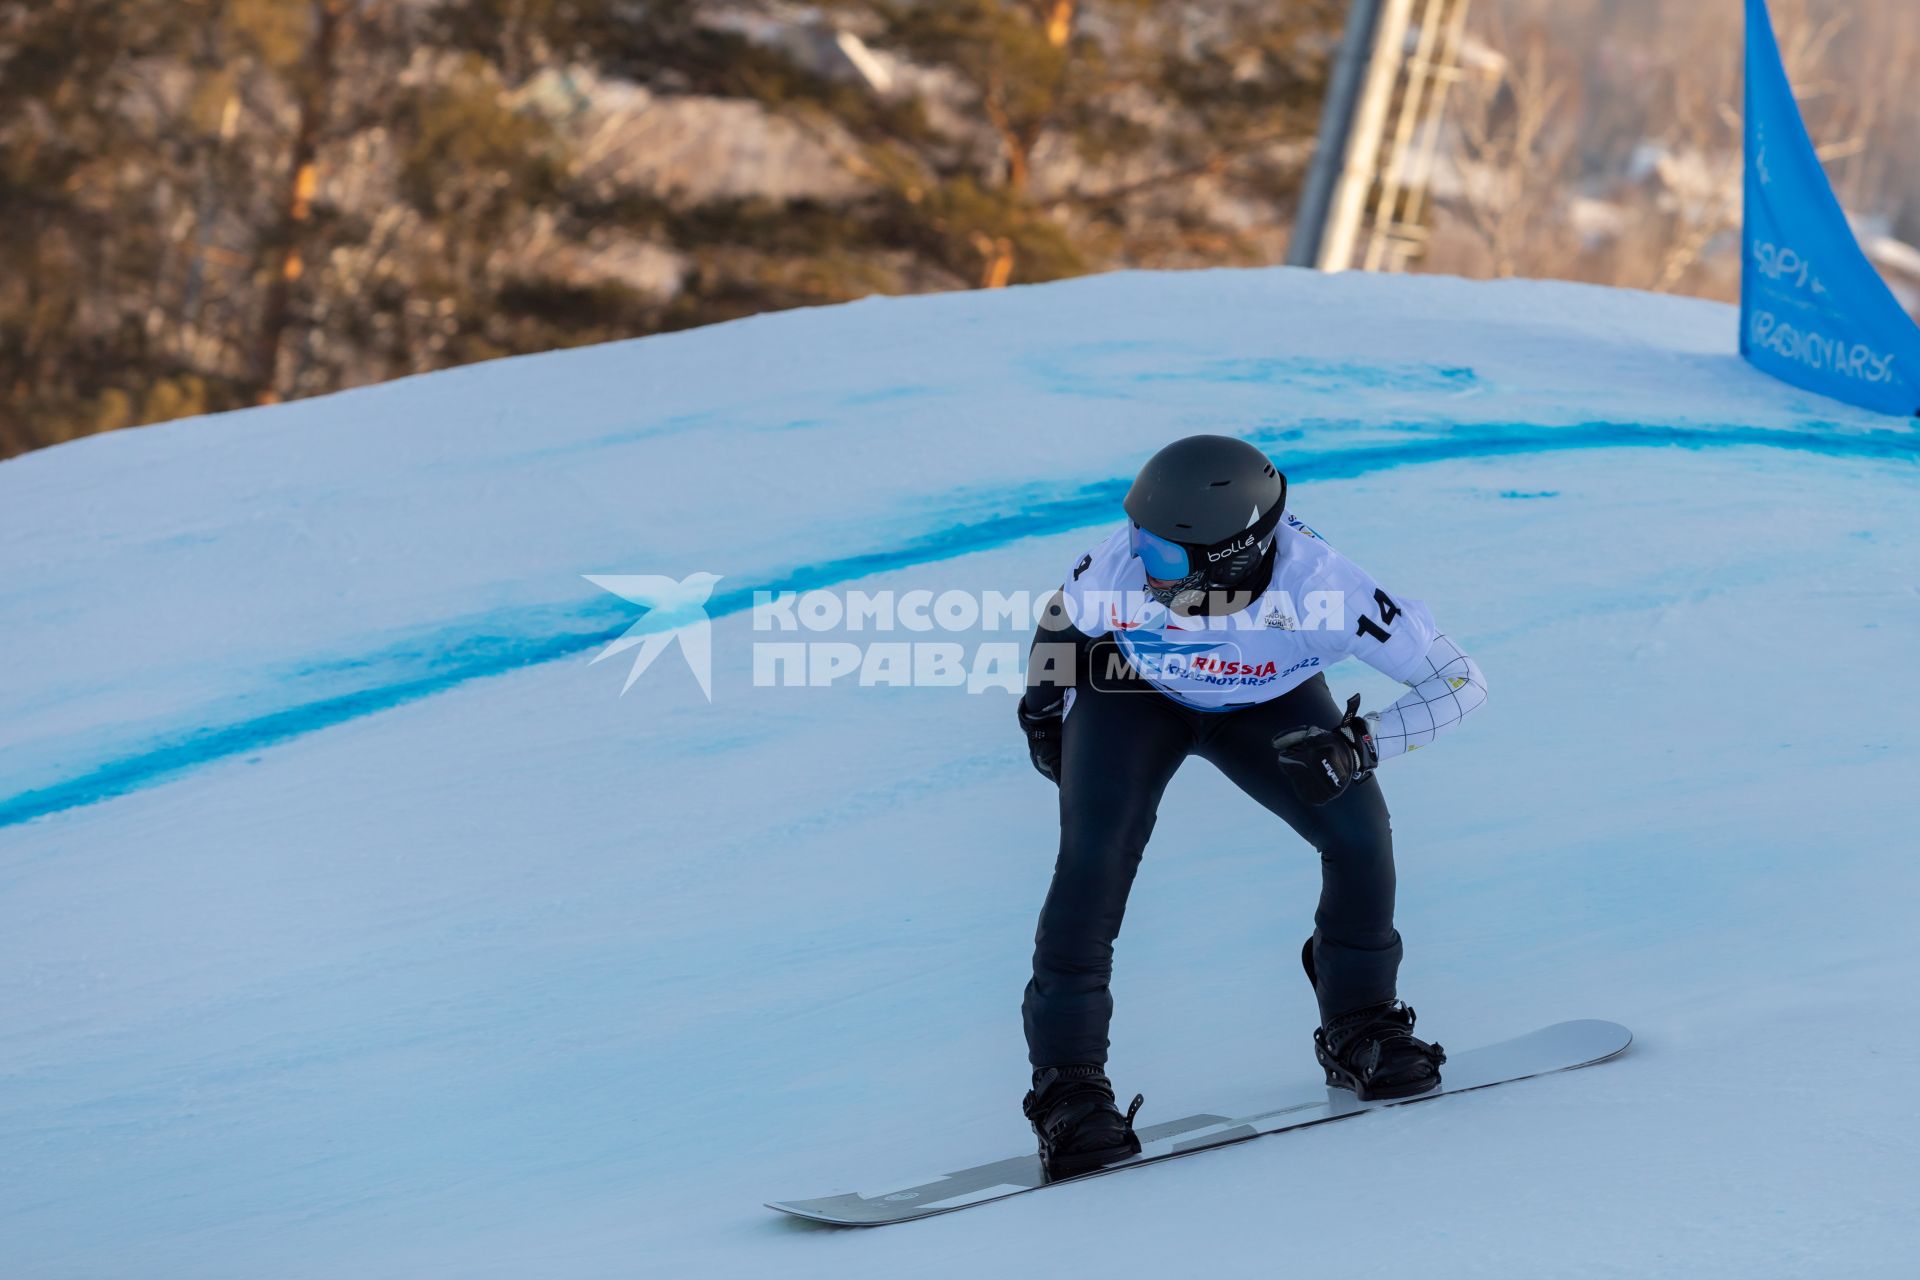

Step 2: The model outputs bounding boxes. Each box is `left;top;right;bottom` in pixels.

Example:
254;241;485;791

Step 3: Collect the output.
1;268;1917;1277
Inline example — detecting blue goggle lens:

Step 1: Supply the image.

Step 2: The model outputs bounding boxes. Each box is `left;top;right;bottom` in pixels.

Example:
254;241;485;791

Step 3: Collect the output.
1129;523;1194;580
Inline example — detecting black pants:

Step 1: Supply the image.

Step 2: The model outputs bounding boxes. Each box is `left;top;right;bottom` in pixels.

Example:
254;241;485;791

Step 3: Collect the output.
1022;671;1402;1068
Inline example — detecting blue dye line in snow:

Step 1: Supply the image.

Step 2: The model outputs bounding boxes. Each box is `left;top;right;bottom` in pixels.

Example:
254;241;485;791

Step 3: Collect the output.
2;419;1915;830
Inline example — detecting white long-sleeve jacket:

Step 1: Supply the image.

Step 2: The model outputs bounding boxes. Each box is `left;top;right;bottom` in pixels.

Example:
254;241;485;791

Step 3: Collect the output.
1050;513;1487;759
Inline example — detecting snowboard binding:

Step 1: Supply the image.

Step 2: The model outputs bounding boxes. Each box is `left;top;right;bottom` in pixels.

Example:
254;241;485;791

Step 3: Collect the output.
1022;1064;1145;1180
1301;935;1445;1100
1314;1001;1446;1101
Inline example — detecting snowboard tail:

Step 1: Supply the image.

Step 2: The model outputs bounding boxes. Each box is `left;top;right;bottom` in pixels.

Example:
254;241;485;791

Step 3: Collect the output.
768;1018;1631;1227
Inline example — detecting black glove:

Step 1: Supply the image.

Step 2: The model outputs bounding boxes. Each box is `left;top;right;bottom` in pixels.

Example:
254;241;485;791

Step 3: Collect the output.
1017;697;1066;784
1272;693;1378;806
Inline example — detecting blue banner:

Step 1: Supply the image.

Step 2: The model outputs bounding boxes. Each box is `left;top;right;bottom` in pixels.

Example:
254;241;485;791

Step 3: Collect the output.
1742;0;1920;417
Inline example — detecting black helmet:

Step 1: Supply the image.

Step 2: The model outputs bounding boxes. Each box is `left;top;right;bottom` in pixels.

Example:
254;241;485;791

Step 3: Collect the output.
1124;435;1287;607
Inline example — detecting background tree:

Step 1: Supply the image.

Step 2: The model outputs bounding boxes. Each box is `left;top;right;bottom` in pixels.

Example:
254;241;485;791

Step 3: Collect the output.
1419;0;1920;304
0;0;1400;458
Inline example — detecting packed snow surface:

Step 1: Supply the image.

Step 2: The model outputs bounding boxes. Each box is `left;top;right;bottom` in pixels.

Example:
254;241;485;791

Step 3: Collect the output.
1;268;1916;1277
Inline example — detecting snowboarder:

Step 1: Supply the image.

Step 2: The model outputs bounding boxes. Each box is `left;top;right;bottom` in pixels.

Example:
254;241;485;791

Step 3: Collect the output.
1015;434;1488;1178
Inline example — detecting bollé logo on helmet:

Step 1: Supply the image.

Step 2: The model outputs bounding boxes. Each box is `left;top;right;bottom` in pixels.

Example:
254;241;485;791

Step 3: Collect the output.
1206;532;1256;563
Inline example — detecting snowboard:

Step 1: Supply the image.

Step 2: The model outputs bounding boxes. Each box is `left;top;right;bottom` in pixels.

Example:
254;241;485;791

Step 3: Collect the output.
768;1018;1630;1226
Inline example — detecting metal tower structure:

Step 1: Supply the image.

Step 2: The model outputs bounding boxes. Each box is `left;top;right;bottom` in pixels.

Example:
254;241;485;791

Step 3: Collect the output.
1289;0;1481;274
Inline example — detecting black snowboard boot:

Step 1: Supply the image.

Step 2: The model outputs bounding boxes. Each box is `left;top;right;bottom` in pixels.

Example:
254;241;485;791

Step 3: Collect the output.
1301;935;1444;1100
1022;1064;1144;1179
1315;1001;1446;1100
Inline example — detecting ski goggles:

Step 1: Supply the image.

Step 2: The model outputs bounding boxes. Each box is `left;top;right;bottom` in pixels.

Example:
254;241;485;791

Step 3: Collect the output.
1128;523;1203;581
1129;504;1285;584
